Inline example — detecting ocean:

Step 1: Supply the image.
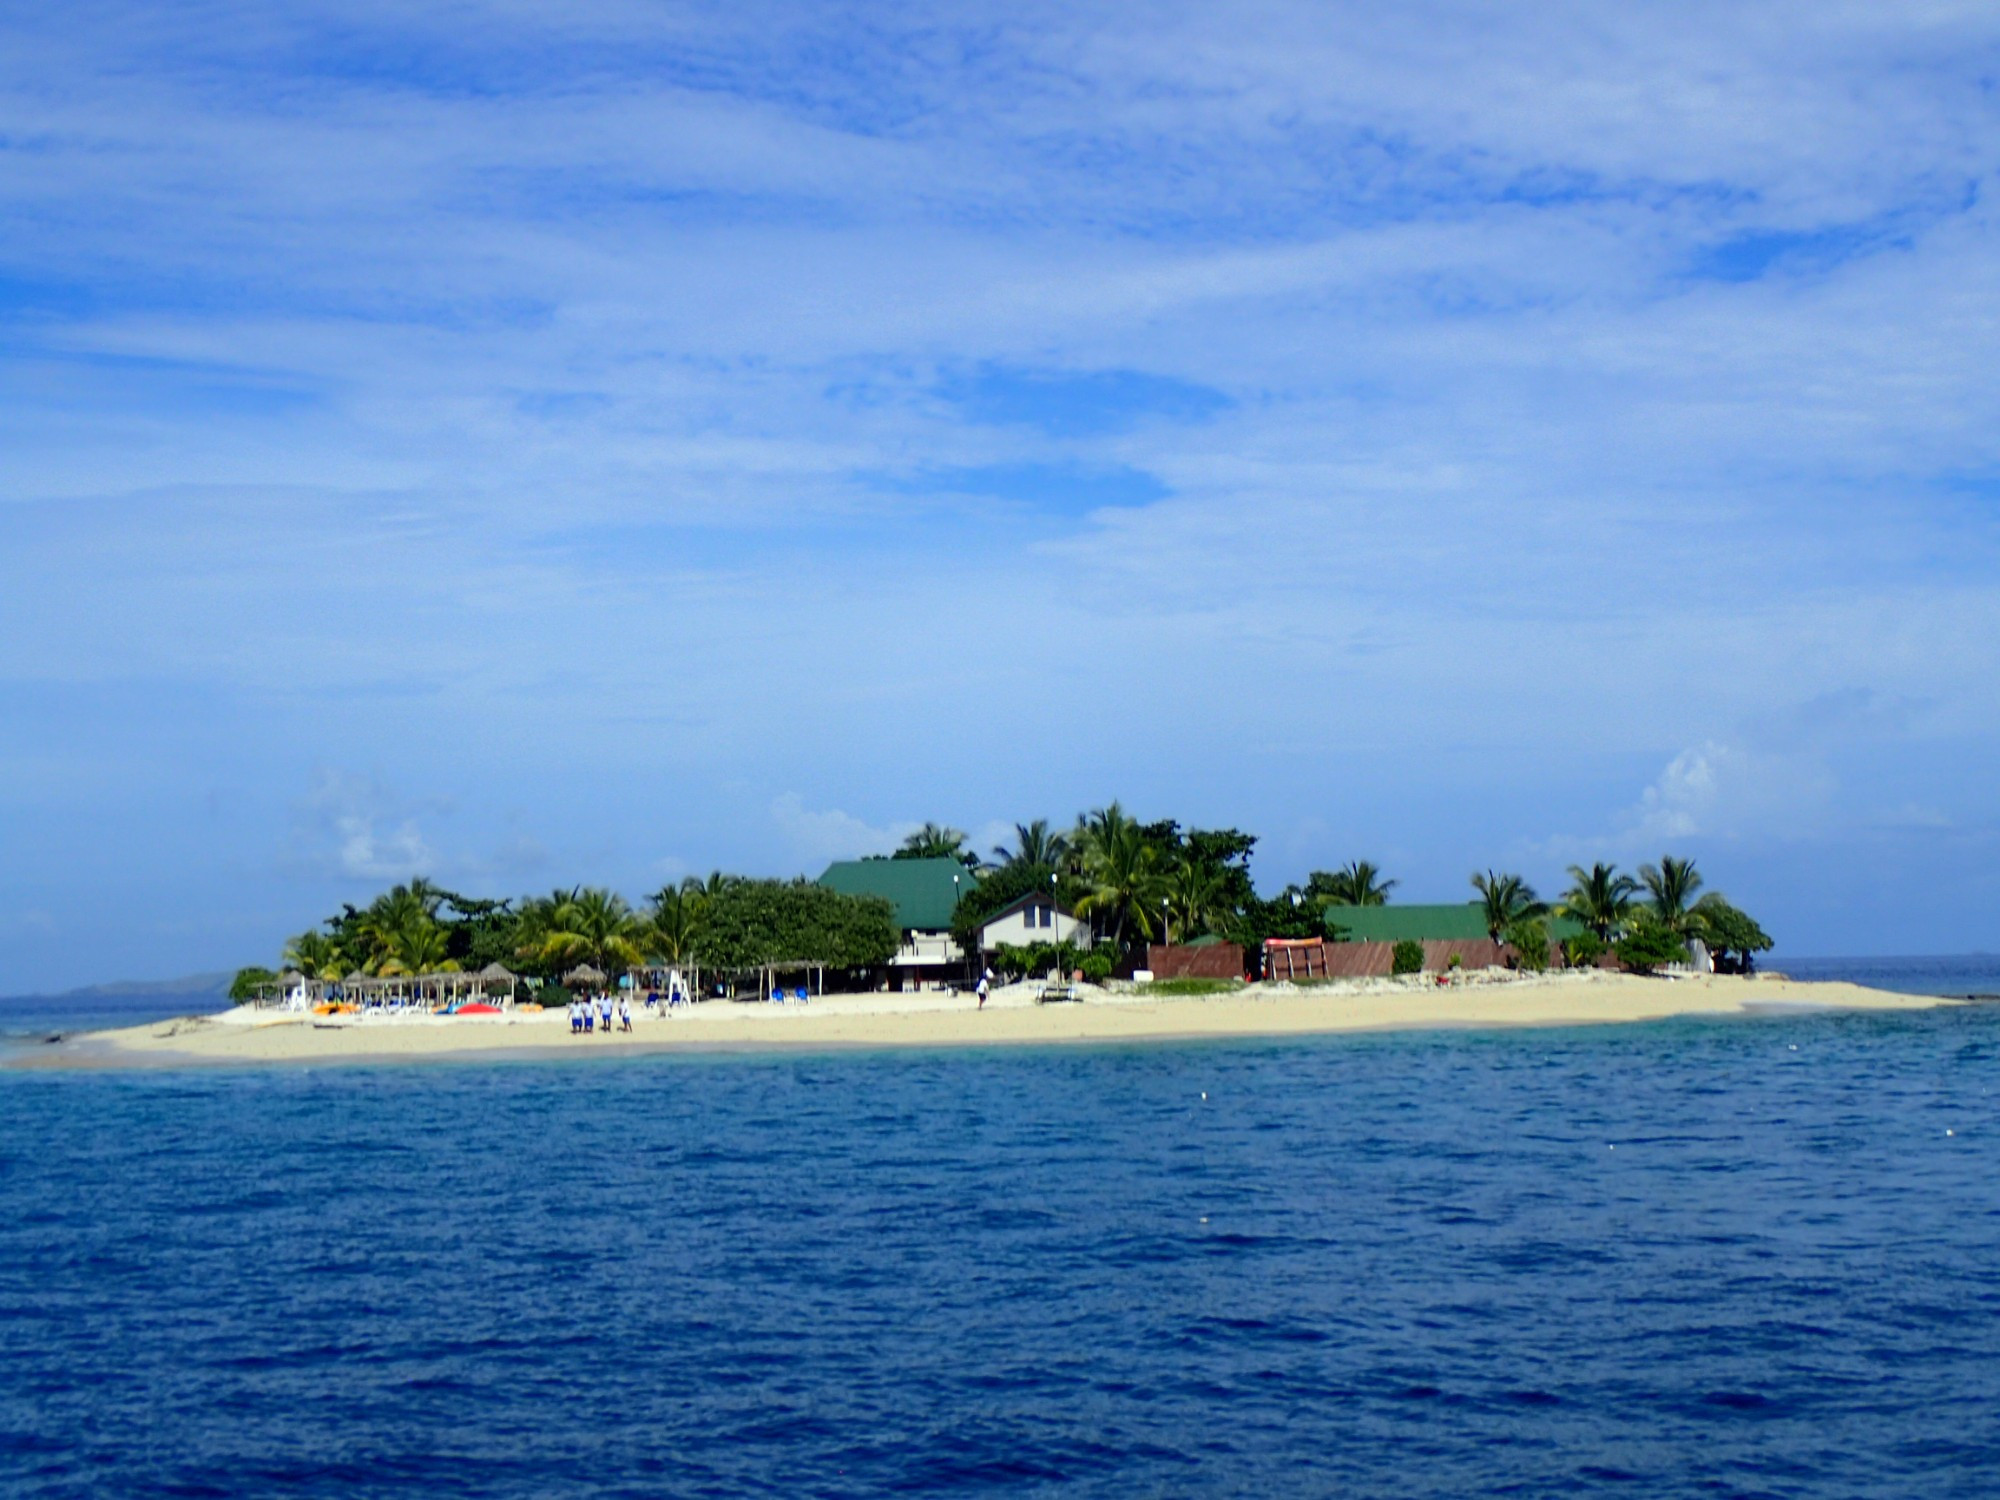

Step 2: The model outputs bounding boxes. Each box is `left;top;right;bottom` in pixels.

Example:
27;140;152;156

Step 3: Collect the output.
3;1002;1998;1496
1774;953;2000;999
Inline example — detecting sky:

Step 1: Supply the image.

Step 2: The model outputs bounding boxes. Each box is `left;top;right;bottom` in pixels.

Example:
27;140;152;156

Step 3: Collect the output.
3;1;1998;990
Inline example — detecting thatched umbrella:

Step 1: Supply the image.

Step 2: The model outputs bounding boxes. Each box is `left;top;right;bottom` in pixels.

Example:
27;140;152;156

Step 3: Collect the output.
563;963;607;989
474;961;519;1004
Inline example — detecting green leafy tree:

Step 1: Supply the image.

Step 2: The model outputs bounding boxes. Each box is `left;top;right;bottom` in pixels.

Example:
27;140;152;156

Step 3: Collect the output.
1694;900;1774;973
1471;870;1543;942
1616;918;1690;975
1558;862;1640;940
699;880;898;970
430;890;518;971
1504;917;1551;972
229;966;275;1002
1236;889;1346;947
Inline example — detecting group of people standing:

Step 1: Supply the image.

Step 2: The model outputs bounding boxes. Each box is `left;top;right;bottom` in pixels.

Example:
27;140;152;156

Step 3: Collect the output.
567;994;632;1035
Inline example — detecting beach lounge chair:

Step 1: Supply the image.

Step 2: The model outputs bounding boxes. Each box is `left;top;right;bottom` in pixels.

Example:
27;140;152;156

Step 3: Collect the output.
794;985;809;1005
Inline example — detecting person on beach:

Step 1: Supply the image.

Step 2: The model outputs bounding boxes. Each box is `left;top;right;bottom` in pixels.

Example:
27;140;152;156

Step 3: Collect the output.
976;970;990;1009
582;1000;593;1034
619;996;633;1033
569;999;581;1035
599;995;612;1034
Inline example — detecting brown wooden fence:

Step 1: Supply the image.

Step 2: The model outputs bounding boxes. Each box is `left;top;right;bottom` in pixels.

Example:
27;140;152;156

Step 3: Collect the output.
1263;937;1516;978
1146;943;1247;980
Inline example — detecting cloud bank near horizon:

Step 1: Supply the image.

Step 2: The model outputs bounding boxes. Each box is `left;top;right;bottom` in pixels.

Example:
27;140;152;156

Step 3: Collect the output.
3;1;1998;988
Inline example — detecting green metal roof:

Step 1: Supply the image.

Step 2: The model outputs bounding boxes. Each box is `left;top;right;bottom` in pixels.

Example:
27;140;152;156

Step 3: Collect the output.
818;858;975;932
1323;903;1584;942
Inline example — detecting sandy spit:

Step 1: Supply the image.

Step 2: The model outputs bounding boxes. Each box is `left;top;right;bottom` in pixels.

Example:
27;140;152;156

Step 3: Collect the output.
9;970;1954;1071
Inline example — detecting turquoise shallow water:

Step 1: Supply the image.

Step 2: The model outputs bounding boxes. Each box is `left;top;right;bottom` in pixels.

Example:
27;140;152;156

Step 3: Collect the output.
3;1006;1999;1496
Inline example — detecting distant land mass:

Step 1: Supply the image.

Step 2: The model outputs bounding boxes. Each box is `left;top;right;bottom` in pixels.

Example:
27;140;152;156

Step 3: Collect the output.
1;972;231;1006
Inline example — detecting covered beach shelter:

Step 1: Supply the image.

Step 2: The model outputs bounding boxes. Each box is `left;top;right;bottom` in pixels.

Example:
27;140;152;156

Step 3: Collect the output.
563;964;607;991
471;962;519;1005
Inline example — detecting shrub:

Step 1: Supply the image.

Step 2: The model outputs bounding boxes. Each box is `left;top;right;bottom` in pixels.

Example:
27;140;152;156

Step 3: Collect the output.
228;966;275;1003
1446;952;1464;971
1505;918;1550;972
1143;977;1236;996
1615;922;1689;975
1561;932;1606;969
1391;939;1424;975
993;941;1083;980
537;984;573;1007
1080;953;1114;984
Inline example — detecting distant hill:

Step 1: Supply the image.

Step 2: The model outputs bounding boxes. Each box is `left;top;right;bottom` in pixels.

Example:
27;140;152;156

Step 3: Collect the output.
1;971;232;1005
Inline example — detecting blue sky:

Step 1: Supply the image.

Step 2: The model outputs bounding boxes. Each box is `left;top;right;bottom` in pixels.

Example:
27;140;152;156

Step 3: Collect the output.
3;1;1998;990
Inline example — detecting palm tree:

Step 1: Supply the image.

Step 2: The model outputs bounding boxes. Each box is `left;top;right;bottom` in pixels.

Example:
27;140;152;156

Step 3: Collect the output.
379;915;457;976
1558;862;1639;940
646;882;706;963
530;887;648;973
1639;856;1706;938
1471;870;1543;942
282;928;347;980
347;882;442;972
1075;813;1166;949
1167;858;1229;945
992;819;1068;871
1323;861;1396;906
897;823;972;865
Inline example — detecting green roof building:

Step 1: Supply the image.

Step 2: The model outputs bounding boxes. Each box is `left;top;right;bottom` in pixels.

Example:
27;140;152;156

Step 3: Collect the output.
1323;903;1584;943
818;857;978;990
818;858;976;933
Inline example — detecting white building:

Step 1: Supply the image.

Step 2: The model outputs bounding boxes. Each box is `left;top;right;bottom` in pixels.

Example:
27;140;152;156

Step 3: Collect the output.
978;892;1095;953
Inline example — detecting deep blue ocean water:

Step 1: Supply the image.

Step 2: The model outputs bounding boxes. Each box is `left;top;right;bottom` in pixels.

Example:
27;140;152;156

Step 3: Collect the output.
4;1005;2000;1497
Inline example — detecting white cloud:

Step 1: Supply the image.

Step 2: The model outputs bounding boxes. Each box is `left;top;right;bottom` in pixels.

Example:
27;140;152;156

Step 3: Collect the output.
286;769;436;881
769;794;914;866
1542;740;1842;863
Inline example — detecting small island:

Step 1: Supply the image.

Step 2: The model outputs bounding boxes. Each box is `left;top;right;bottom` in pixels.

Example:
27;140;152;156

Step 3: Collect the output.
43;805;1942;1066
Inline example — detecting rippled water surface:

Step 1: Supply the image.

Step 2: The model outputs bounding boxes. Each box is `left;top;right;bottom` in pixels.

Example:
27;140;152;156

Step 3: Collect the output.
4;1008;1999;1497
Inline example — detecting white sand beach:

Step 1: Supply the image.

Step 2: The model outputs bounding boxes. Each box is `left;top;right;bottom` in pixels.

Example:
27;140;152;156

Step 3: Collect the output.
22;969;1951;1068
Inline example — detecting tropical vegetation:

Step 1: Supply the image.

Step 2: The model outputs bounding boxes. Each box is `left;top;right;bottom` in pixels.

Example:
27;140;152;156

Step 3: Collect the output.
1558;862;1639;940
1471;870;1543;942
234;807;1776;996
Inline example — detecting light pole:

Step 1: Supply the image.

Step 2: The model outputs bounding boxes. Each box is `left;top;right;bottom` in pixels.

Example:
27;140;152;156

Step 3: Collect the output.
1051;870;1059;980
1161;896;1170;949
